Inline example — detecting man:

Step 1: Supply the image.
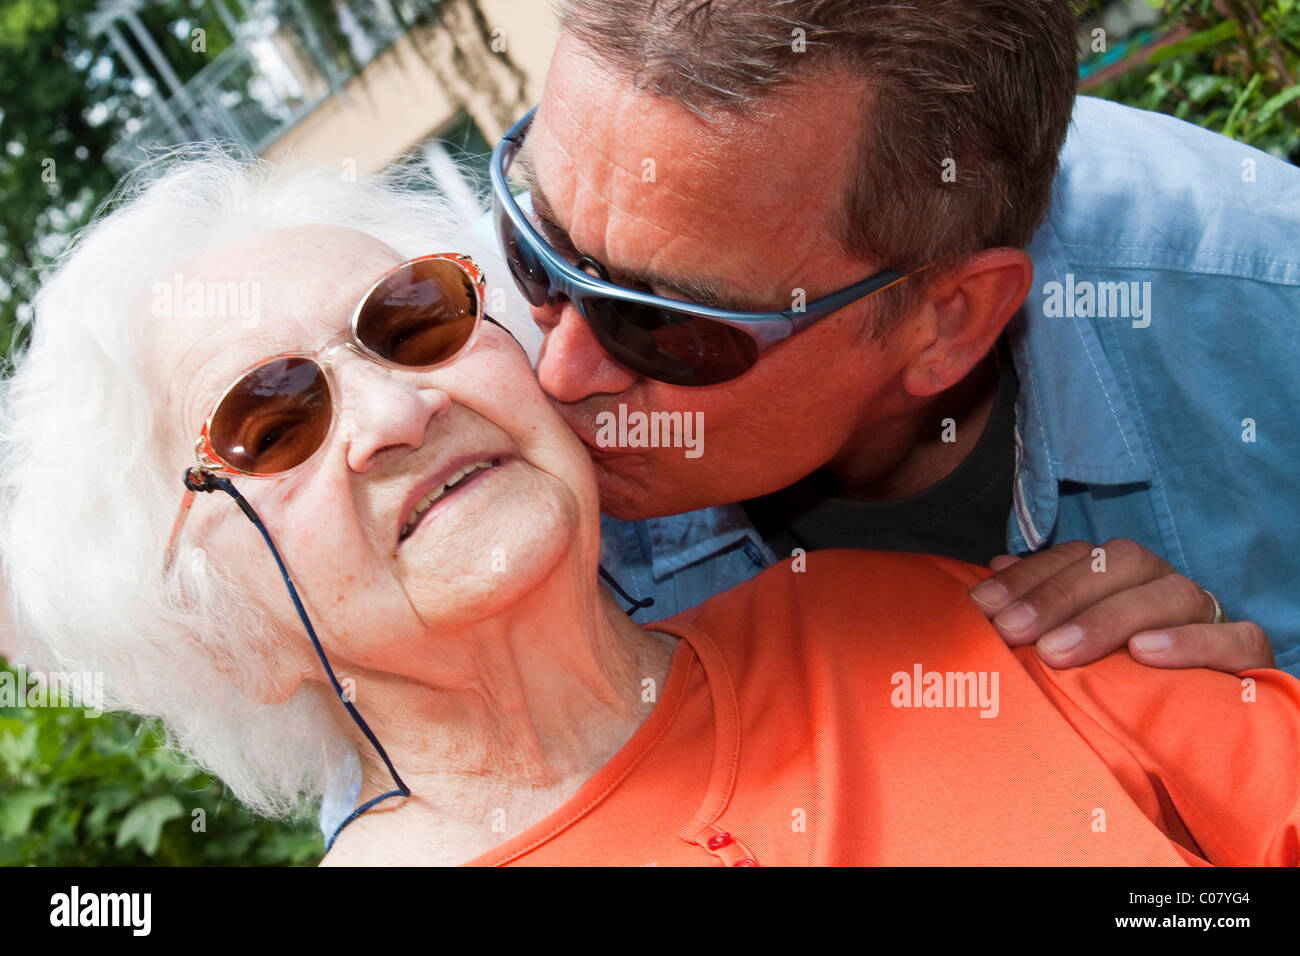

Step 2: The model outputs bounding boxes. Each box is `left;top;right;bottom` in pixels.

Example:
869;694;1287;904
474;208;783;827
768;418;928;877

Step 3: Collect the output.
487;0;1296;675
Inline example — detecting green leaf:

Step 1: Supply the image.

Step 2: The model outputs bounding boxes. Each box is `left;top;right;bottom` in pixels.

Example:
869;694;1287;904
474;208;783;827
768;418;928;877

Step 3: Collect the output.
1256;84;1300;125
206;828;258;858
1185;74;1228;103
114;795;184;856
1224;72;1265;138
1149;19;1241;65
0;788;56;835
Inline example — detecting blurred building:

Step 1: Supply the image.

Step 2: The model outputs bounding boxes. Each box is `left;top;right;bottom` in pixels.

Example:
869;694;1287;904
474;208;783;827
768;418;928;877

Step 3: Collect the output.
89;0;560;221
1078;0;1179;90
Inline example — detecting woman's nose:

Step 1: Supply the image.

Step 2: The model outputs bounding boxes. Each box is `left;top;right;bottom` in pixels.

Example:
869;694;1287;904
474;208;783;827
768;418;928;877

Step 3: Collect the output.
534;300;637;403
333;357;451;472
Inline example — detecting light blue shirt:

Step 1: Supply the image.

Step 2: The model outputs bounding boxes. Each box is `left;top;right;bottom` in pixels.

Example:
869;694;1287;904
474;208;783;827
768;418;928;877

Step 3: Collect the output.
600;97;1300;675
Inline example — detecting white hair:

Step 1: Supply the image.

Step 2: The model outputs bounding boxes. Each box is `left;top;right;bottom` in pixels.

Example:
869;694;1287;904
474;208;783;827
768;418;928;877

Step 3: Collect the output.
0;143;473;820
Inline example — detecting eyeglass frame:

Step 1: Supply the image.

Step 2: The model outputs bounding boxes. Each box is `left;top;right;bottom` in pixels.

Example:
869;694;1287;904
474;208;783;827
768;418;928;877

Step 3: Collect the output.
162;252;491;572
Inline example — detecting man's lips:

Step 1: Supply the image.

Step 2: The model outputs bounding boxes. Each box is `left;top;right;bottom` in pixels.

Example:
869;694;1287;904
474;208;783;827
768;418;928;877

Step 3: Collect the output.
553;403;632;459
574;430;624;459
396;451;512;545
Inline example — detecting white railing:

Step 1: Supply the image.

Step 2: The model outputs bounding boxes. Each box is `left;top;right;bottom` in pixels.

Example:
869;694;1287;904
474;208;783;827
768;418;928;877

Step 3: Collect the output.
104;2;416;172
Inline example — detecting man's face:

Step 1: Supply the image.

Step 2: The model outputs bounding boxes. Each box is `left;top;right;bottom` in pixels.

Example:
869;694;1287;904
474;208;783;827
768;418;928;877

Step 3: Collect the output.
523;36;917;521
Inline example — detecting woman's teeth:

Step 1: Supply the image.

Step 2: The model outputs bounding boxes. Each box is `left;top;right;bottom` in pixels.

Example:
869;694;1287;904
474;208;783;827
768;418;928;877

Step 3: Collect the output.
401;459;498;539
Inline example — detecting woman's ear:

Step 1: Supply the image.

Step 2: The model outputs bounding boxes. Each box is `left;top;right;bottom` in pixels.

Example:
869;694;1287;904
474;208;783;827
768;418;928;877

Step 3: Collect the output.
246;639;318;705
181;525;322;706
901;248;1032;398
195;592;319;706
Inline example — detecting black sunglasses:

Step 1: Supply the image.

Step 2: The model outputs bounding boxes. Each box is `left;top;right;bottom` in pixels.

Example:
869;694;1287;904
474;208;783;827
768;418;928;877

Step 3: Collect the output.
490;107;926;387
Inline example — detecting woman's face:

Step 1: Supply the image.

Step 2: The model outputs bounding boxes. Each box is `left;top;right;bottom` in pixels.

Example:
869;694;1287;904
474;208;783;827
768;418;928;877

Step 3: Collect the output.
150;224;600;683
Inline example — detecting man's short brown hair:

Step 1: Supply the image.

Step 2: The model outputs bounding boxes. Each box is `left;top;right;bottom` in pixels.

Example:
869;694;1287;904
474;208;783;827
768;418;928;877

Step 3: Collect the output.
557;0;1080;329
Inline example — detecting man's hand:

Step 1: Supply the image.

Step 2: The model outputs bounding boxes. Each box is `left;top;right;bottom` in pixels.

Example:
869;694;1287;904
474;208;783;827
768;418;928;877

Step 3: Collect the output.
967;538;1274;673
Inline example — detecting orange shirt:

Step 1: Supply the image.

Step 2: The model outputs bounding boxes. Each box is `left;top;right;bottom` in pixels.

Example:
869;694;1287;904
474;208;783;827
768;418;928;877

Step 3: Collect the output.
467;551;1300;866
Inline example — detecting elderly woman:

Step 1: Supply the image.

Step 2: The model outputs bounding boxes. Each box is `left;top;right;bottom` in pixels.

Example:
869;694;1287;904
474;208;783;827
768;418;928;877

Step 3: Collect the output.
1;151;1297;867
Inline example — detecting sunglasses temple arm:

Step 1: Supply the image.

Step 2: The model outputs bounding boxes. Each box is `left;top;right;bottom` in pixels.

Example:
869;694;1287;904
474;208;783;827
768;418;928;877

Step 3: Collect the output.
163;467;262;572
163;485;198;575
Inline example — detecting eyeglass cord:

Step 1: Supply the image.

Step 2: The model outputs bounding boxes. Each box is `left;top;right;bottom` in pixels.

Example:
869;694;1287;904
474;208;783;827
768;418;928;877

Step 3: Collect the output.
179;467;657;854
598;564;655;615
181;468;408;851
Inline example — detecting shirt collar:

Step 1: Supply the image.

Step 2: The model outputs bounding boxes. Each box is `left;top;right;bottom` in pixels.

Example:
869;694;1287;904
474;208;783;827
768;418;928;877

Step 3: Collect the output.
643;504;761;581
1008;204;1152;548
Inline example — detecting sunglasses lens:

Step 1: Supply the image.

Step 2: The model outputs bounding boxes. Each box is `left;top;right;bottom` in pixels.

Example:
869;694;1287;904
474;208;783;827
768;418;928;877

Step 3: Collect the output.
582;299;759;387
210;357;332;474
495;202;552;308
356;258;478;367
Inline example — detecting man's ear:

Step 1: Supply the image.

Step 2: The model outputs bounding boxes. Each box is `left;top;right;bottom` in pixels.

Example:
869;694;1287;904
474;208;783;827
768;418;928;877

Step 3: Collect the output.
900;248;1032;398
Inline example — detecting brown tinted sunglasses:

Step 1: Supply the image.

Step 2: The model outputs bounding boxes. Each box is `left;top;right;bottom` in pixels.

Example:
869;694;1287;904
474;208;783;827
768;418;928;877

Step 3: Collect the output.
163;253;494;569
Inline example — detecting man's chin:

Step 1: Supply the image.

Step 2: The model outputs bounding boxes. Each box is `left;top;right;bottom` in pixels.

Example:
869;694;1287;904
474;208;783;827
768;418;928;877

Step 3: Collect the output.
594;477;671;522
592;464;709;522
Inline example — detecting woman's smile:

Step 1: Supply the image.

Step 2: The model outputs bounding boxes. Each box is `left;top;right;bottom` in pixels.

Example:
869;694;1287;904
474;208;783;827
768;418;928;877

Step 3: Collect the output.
397;454;512;545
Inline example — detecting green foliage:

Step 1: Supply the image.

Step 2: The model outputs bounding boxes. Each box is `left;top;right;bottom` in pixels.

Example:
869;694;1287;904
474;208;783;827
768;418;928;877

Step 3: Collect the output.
0;0;116;359
1086;0;1300;162
0;658;324;865
0;0;237;360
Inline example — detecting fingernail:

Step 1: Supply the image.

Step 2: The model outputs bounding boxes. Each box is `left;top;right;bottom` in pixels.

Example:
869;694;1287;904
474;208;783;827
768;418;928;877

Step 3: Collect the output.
1039;624;1084;656
994;602;1037;634
970;580;1009;611
1132;632;1171;655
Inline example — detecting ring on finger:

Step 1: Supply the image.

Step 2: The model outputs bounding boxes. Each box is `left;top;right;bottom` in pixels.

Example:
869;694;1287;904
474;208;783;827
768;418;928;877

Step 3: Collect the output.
1202;588;1227;625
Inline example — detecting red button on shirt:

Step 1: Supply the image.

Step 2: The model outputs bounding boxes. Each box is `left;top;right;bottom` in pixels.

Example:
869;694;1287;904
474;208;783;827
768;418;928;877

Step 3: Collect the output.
707;832;732;850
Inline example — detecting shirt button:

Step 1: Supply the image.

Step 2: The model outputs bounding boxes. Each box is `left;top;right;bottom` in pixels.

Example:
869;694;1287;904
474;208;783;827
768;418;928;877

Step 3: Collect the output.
707;832;733;850
733;858;758;867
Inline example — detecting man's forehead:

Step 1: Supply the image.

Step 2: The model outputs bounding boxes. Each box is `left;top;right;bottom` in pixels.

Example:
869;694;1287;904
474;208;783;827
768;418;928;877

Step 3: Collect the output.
536;46;858;181
529;97;740;210
530;82;865;252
